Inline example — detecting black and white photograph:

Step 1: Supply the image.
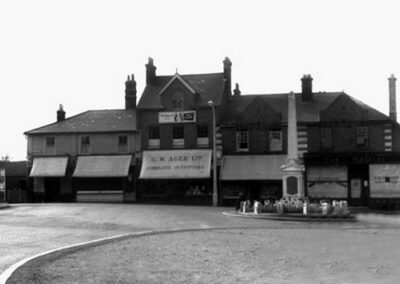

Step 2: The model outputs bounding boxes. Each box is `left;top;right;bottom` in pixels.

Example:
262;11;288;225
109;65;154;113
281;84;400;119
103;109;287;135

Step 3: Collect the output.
1;0;400;283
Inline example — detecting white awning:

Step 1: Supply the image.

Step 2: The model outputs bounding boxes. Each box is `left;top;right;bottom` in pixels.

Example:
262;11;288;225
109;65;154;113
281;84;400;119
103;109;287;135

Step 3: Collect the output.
73;155;132;177
220;155;286;180
140;150;211;179
29;157;68;177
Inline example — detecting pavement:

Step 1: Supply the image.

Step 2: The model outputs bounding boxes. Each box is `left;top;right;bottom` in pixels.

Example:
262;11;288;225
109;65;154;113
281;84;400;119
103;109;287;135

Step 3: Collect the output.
1;203;400;283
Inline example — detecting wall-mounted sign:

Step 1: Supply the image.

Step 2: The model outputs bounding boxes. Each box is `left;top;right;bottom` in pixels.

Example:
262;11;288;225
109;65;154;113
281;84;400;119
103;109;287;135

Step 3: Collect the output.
0;169;6;202
370;164;400;198
159;111;196;124
140;150;211;179
307;166;348;198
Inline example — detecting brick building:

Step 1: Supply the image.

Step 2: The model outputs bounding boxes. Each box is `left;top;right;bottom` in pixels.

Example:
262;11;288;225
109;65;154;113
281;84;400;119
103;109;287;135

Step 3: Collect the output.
135;58;232;204
24;57;400;207
136;58;400;207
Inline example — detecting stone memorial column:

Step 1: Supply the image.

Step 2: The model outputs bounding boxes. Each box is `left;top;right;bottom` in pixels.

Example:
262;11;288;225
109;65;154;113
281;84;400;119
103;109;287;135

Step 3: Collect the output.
281;91;305;197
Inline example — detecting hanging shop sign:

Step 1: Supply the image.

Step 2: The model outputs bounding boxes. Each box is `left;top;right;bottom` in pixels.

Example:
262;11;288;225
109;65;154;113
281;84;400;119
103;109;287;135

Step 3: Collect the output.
306;166;348;198
140;149;211;179
370;164;400;198
158;110;196;124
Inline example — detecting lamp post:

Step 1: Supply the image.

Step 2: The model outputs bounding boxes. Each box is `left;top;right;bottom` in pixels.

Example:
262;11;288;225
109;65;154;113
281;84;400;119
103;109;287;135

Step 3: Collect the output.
208;100;218;207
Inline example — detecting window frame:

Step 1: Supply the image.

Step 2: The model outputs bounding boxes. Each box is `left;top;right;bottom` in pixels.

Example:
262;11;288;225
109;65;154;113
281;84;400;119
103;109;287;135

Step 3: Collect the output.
80;135;91;154
118;134;128;153
173;125;185;148
236;129;249;152
355;125;369;147
320;126;333;149
269;129;283;152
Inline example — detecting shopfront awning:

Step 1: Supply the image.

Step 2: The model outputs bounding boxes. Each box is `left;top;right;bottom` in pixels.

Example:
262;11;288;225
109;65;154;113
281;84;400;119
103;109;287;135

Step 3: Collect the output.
140;150;211;179
29;157;68;177
73;155;132;177
220;155;286;180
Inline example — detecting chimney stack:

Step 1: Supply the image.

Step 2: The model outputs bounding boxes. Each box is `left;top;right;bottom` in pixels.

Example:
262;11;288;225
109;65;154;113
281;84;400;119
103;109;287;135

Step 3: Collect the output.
233;83;241;96
125;74;137;109
223;57;232;95
389;74;397;121
145;57;157;85
57;104;65;122
301;74;313;102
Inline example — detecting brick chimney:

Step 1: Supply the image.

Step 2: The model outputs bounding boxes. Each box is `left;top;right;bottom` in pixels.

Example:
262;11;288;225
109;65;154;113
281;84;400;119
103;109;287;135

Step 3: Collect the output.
57;104;65;122
389;74;397;121
233;83;241;96
125;74;137;109
223;57;232;95
145;57;157;85
301;74;313;102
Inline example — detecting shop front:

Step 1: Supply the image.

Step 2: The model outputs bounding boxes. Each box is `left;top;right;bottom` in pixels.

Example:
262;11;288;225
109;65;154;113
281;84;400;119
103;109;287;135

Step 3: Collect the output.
304;152;400;208
29;157;69;202
138;149;212;205
72;155;134;202
219;155;285;206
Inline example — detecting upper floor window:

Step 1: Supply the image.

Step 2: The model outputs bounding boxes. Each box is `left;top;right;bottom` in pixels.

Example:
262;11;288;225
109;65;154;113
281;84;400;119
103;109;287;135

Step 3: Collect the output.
148;126;160;148
172;91;184;110
45;136;56;155
118;135;128;153
236;129;249;152
197;125;209;147
173;125;184;148
46;137;55;147
269;130;282;152
320;127;332;149
80;136;90;154
356;126;368;146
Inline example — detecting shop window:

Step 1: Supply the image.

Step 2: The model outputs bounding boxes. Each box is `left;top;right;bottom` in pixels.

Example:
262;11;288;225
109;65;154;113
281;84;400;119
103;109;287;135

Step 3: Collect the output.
320;127;332;149
356;126;368;146
197;125;209;147
148;126;160;148
269;130;282;152
236;129;249;152
45;136;56;155
118;135;128;153
80;136;90;154
173;125;184;148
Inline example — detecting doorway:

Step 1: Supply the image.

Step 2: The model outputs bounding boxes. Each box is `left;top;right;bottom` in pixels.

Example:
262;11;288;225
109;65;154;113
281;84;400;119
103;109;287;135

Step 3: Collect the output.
349;164;369;206
44;178;61;202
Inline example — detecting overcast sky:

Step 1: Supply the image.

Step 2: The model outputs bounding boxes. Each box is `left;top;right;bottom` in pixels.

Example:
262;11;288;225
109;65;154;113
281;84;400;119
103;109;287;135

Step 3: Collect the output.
1;0;400;160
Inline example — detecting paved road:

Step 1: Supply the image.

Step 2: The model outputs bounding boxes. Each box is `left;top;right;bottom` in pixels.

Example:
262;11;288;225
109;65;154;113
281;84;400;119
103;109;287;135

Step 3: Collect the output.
0;203;396;275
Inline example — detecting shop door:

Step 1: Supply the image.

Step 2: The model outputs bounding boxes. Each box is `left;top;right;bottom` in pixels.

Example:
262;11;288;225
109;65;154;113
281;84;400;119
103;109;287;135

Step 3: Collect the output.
44;178;61;202
349;164;369;206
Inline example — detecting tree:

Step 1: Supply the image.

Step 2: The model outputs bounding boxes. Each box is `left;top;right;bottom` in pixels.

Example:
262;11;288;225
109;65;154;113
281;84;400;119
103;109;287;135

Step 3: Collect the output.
0;154;10;162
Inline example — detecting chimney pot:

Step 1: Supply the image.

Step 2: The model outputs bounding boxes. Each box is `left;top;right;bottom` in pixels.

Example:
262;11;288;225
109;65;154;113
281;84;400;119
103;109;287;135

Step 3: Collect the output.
57;104;66;122
145;57;157;85
233;83;241;96
125;74;137;109
223;57;232;95
389;74;397;121
301;74;313;102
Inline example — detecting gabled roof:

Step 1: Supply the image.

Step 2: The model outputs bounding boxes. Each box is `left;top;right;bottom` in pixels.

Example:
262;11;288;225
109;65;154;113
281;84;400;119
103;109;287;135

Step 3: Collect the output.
137;73;226;109
25;109;137;135
159;73;196;95
221;92;391;124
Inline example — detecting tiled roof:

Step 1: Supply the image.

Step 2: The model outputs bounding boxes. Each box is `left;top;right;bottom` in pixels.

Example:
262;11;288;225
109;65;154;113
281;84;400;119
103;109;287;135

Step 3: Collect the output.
25;109;137;135
137;73;226;109
0;161;27;177
221;92;390;124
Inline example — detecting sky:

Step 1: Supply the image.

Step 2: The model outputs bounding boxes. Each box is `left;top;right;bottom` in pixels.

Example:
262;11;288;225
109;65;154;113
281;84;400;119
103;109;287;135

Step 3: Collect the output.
1;0;400;161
